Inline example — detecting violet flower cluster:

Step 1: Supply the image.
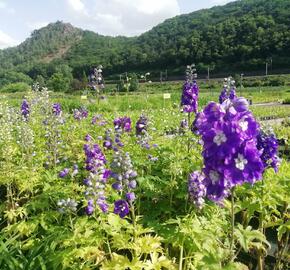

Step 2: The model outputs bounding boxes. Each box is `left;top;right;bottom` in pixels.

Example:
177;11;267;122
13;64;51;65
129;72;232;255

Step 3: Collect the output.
180;81;199;113
218;78;237;104
83;135;110;215
192;97;267;203
110;151;137;218
180;64;199;113
103;128;124;151
21;99;30;120
257;127;280;172
52;103;62;116
114;116;131;132
188;171;207;209
43;103;65;168
73;107;88;120
136;115;151;149
136;114;148;135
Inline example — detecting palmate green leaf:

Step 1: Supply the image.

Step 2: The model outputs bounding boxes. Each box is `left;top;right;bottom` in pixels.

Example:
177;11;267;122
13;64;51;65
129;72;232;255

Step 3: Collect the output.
129;235;163;255
5;220;37;237
234;224;270;252
144;252;177;270
101;253;145;270
62;246;105;268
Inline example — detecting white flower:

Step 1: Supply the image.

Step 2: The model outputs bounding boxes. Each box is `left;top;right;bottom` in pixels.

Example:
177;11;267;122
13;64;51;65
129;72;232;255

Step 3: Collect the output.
209;170;219;184
213;131;227;146
239;120;248;131
235;154;248;170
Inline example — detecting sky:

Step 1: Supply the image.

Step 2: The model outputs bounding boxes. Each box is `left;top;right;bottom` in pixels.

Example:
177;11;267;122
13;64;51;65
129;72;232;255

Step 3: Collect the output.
0;0;235;49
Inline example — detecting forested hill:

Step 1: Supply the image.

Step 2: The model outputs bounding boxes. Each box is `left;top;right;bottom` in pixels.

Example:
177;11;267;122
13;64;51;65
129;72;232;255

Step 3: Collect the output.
0;0;290;85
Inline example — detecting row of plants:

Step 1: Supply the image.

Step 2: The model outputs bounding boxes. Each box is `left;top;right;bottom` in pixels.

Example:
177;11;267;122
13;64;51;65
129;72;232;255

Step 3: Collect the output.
0;75;289;269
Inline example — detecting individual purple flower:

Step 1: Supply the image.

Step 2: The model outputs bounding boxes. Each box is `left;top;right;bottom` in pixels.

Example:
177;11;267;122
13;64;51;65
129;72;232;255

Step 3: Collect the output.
114;199;129;218
85;199;94;215
59;168;70;178
257;127;280;172
85;134;92;142
188;171;207;209
233;97;249;112
126;192;136;202
21;99;30;119
114;116;131;132
52;103;62;116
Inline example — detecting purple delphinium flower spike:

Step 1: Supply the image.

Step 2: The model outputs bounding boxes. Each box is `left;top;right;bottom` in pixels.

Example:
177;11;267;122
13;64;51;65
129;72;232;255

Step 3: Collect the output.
83;135;109;215
257;127;280;173
192;91;266;202
188;171;207;209
52;103;62;116
21;99;30;120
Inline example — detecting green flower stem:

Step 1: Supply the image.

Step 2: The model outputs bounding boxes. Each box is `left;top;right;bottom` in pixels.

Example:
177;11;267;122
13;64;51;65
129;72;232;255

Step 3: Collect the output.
130;201;138;258
230;188;235;260
179;242;184;270
187;112;191;153
258;179;265;269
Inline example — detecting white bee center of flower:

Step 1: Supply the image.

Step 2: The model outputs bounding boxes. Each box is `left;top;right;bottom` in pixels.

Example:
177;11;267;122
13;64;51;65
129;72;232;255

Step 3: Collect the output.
209;170;219;184
213;131;227;146
239;120;248;131
235;154;248;170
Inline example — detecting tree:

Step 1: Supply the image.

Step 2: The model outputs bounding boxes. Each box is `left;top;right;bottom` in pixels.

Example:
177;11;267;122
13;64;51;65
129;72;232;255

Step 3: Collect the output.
48;72;70;92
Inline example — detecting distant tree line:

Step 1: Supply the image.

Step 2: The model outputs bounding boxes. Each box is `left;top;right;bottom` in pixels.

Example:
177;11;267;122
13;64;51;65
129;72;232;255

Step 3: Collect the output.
0;0;289;92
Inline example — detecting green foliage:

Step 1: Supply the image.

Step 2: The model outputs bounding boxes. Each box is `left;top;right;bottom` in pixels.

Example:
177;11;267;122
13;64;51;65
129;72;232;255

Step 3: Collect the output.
129;73;139;92
1;0;290;84
0;82;31;93
0;71;32;87
48;72;71;92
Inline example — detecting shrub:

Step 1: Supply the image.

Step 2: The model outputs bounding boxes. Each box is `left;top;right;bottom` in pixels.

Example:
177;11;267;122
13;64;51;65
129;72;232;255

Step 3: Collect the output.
0;82;31;93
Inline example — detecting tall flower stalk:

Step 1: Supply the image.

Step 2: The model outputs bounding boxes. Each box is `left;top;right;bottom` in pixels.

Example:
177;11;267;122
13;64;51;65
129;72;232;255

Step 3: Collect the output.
189;80;280;259
180;64;199;153
83;135;110;215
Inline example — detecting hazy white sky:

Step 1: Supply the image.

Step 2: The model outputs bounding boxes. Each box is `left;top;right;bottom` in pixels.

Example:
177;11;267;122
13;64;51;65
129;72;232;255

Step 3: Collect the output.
0;0;234;49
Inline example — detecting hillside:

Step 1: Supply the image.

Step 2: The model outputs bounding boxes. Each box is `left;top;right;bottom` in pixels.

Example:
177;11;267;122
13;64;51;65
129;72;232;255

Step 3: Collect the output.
0;0;290;84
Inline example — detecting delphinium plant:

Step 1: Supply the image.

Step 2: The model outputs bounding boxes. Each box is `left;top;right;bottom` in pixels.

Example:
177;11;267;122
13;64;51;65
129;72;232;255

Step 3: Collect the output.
188;79;280;265
180;64;199;153
218;77;237;104
88;65;105;103
83;135;110;215
44;103;65;168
